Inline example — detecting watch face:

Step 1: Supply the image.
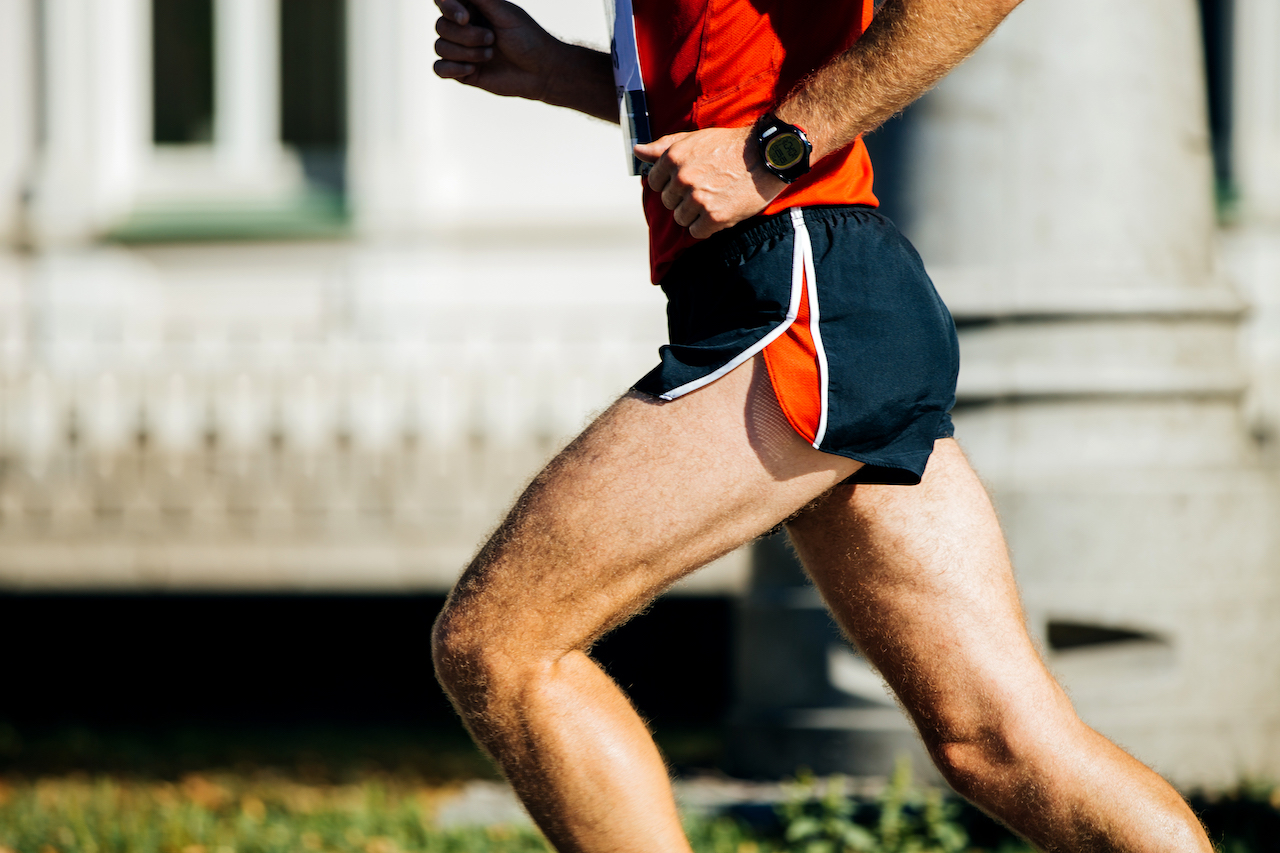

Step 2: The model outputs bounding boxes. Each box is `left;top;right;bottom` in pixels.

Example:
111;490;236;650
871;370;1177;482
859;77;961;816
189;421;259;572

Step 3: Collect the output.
764;133;806;170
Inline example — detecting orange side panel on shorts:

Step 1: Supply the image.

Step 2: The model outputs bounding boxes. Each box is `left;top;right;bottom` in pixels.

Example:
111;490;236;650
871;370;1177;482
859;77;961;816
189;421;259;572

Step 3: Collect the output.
763;276;822;445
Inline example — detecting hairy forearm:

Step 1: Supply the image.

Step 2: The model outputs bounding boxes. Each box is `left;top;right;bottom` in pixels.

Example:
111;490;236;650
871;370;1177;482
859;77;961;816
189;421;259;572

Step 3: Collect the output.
775;0;1022;160
540;44;617;123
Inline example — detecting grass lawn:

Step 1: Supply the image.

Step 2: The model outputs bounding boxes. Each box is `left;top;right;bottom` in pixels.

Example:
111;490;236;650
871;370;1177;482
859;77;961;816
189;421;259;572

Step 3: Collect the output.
0;723;1277;852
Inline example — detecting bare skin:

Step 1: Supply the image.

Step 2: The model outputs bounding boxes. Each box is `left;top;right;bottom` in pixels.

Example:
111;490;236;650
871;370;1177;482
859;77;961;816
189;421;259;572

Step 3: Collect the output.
433;358;1211;852
790;450;1212;851
434;359;841;853
431;1;1214;849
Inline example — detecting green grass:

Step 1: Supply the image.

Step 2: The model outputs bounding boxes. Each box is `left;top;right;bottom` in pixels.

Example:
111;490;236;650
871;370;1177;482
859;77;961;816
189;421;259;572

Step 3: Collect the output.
4;769;1277;853
1;725;1276;852
0;774;547;853
0;766;1023;853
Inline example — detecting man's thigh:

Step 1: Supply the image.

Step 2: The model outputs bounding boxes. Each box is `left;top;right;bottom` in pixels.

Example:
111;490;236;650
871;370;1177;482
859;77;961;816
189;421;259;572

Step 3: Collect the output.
787;440;1069;743
445;355;861;654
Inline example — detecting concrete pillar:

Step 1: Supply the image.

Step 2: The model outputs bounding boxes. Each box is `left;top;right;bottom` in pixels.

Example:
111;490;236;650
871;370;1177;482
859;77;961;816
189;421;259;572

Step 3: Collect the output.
904;0;1280;787
1227;0;1280;441
0;0;36;245
906;0;1221;310
26;0;149;245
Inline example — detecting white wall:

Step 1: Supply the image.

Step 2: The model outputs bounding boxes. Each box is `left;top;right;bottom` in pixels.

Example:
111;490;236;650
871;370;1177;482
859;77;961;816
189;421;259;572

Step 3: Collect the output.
26;0;149;244
347;0;645;237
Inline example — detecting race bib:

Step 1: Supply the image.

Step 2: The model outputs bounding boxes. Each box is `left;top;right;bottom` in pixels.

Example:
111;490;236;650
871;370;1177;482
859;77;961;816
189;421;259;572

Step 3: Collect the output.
606;0;652;175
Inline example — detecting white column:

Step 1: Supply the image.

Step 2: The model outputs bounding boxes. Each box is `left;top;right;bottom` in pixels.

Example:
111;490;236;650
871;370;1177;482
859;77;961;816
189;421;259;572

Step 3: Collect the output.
27;0;149;245
346;0;440;235
0;0;35;244
1227;0;1280;460
907;0;1223;312
214;0;285;181
1233;0;1280;225
905;0;1280;787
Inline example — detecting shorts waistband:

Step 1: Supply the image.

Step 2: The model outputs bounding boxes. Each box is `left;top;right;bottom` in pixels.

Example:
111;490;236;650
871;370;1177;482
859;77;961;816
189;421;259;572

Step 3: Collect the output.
662;205;882;284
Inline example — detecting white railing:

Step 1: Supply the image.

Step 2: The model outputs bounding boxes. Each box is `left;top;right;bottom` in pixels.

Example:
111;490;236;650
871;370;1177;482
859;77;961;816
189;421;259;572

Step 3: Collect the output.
0;246;683;591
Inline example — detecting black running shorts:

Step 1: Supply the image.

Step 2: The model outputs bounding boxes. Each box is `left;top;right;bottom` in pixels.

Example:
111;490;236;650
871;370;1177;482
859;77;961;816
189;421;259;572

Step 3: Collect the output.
633;205;959;486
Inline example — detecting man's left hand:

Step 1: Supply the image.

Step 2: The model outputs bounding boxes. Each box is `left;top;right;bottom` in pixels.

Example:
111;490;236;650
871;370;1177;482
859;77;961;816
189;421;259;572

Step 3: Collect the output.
636;127;788;240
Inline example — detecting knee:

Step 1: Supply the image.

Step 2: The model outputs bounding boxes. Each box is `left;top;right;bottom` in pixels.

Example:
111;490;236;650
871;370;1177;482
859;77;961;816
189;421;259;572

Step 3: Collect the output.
431;603;500;707
928;730;1025;802
923;706;1073;804
431;600;542;713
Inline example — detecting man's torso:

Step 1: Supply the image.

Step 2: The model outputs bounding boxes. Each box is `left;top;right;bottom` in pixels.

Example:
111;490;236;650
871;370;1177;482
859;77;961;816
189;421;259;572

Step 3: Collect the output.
632;0;880;281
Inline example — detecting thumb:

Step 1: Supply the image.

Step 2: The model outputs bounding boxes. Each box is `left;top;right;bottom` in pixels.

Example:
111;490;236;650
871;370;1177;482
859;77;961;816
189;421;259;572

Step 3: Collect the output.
634;133;682;163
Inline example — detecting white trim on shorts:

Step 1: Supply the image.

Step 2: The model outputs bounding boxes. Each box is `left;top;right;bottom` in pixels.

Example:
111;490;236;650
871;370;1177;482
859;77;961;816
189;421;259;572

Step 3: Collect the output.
791;208;830;448
655;210;812;401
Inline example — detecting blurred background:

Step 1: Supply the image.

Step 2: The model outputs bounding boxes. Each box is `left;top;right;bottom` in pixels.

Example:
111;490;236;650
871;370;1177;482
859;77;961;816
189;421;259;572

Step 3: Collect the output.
1;0;1279;799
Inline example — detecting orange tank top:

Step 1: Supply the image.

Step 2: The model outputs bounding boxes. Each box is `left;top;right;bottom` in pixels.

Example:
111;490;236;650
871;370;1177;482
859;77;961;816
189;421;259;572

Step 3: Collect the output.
632;0;879;282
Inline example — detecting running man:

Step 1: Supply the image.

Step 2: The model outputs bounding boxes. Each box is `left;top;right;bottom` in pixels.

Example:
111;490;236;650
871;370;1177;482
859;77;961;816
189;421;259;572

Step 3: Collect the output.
430;0;1213;849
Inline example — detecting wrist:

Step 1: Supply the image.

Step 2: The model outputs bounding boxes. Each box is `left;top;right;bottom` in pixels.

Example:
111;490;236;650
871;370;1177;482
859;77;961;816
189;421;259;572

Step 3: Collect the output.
539;43;616;121
754;114;813;184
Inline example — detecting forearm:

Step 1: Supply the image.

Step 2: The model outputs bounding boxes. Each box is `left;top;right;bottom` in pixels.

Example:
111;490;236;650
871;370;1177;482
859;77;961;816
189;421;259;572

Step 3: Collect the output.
539;43;617;123
775;0;1023;160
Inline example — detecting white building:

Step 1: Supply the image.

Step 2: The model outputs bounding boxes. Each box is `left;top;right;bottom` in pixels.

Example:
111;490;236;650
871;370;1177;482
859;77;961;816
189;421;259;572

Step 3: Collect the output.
0;0;1278;786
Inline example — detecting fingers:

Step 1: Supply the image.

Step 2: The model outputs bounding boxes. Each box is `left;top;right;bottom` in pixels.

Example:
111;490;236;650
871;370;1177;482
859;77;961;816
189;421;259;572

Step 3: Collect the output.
672;197;700;230
642;136;699;231
639;136;682;212
440;0;510;29
435;0;471;25
637;137;677;183
688;215;724;240
465;0;507;25
434;6;495;78
640;128;765;240
434;59;477;80
435;36;494;65
659;187;736;238
436;16;494;47
633;137;673;165
643;141;691;218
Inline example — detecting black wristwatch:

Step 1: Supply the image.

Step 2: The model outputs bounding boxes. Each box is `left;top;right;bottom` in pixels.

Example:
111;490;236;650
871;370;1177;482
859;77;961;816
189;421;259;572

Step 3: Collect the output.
756;114;813;184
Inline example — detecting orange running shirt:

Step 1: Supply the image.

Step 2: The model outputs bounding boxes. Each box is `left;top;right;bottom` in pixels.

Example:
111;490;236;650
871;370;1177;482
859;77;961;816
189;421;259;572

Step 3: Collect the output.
632;0;879;282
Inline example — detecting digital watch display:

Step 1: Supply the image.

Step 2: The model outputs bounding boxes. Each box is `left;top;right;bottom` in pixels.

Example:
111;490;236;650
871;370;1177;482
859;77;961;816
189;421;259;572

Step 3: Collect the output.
757;116;813;184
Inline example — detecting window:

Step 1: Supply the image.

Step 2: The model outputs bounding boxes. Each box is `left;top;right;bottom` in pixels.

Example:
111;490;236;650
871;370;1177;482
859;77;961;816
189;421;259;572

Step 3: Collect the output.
281;0;347;194
1199;0;1236;218
152;0;215;145
120;0;348;242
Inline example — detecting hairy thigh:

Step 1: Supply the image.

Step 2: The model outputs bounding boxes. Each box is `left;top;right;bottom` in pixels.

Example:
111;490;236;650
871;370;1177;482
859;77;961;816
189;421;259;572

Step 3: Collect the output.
787;440;1067;743
443;356;860;658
